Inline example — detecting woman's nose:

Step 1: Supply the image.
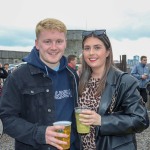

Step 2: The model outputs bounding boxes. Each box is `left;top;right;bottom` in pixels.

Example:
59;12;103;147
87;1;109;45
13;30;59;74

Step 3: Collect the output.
89;48;94;55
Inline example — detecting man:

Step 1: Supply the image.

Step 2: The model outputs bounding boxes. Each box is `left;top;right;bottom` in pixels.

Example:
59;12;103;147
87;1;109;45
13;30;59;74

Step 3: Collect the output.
131;56;150;103
0;63;8;93
0;63;8;79
3;63;11;83
0;18;79;150
3;63;11;75
67;54;77;70
3;63;9;72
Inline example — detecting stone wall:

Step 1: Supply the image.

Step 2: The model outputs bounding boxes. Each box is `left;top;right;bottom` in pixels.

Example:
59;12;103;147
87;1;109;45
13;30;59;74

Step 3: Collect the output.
0;50;29;65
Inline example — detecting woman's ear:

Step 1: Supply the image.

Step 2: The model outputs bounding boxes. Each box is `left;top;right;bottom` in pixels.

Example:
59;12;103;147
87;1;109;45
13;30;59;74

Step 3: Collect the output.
106;49;110;57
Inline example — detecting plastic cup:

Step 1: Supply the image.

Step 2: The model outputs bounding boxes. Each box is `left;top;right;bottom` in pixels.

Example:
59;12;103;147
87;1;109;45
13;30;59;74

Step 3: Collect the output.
75;107;90;134
53;121;71;149
144;73;148;76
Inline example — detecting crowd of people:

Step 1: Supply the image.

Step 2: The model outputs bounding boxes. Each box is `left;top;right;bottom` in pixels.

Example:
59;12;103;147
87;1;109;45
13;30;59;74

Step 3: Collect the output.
0;18;149;150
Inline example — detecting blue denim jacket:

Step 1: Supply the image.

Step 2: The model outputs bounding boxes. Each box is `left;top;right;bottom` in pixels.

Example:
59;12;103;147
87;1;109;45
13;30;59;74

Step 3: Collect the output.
131;63;150;88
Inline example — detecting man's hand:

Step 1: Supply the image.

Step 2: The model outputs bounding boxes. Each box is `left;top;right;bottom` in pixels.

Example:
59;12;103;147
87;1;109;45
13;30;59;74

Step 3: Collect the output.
142;74;148;80
45;126;68;150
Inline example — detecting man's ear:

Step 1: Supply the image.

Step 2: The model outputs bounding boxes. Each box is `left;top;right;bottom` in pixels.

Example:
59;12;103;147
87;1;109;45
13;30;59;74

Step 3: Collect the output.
35;39;39;50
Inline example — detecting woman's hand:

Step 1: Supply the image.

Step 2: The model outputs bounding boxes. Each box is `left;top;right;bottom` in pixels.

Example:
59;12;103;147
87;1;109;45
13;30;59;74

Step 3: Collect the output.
79;109;101;126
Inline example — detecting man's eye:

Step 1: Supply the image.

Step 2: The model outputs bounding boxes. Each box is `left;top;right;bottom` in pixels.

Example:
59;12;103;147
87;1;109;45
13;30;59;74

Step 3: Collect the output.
45;41;50;44
57;40;63;44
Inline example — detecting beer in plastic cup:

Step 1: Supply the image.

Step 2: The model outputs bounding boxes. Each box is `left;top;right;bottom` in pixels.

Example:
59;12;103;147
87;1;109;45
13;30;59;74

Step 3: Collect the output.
53;121;71;149
75;107;90;134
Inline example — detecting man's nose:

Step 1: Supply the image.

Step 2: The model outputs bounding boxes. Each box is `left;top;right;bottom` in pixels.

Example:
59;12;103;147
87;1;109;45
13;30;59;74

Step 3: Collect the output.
51;42;57;49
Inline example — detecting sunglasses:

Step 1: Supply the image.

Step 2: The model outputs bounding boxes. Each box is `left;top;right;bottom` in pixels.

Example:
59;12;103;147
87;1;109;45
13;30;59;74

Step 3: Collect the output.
82;30;106;39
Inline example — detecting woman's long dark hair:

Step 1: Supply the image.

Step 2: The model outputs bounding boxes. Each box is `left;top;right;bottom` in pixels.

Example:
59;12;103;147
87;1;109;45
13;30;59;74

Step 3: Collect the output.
78;33;114;97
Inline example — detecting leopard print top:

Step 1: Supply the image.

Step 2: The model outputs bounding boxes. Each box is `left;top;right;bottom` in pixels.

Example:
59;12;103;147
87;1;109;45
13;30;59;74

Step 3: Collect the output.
78;77;101;150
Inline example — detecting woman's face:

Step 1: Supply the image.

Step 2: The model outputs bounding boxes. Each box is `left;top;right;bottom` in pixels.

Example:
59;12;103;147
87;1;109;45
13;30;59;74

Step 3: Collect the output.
83;36;110;70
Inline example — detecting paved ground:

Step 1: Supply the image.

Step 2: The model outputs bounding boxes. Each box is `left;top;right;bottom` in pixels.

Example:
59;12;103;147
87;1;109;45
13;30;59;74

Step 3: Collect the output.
136;111;150;150
0;112;150;150
0;134;14;150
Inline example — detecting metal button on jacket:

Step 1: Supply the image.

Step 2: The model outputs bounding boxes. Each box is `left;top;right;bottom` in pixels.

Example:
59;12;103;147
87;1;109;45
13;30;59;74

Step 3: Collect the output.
48;109;51;112
46;89;49;92
30;90;34;94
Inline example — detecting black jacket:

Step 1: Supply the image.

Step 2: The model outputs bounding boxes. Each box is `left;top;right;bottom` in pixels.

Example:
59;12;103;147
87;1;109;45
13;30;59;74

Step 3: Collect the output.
0;64;79;150
96;66;149;150
0;67;8;79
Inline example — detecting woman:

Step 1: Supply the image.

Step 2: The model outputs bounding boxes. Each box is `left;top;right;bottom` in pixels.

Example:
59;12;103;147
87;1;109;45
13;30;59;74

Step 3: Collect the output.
77;30;149;150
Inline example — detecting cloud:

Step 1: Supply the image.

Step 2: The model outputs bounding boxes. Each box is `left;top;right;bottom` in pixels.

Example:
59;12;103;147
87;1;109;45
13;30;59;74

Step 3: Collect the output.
111;37;150;62
0;27;35;46
108;26;150;40
0;0;150;62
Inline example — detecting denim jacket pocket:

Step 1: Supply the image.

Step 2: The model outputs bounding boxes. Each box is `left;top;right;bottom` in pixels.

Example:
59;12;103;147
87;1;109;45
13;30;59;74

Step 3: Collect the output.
22;87;47;95
21;87;51;123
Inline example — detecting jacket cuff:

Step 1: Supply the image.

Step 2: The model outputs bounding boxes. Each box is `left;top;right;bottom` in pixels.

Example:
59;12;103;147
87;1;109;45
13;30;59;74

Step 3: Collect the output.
35;126;47;144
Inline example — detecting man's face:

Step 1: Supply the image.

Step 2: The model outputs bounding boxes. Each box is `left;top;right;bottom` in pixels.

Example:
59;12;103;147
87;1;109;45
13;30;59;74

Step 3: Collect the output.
4;64;9;70
71;58;77;68
35;29;67;69
141;58;147;65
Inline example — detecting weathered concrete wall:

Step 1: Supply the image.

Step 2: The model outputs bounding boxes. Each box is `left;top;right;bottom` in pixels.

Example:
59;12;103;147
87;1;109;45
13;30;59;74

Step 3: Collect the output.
66;30;83;57
0;50;29;64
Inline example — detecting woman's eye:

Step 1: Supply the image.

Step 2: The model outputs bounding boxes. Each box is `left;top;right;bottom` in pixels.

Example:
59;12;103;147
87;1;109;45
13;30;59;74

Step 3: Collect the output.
95;46;100;50
84;47;90;51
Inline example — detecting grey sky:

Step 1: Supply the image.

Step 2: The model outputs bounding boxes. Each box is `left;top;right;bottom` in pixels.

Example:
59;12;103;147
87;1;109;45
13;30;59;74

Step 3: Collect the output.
0;0;150;61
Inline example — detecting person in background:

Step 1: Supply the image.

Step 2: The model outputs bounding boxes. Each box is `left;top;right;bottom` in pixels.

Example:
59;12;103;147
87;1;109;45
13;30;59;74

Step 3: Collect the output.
0;63;8;85
3;63;11;83
77;30;149;150
0;18;79;150
0;63;8;79
0;63;8;98
131;56;150;103
67;54;77;70
4;63;11;75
